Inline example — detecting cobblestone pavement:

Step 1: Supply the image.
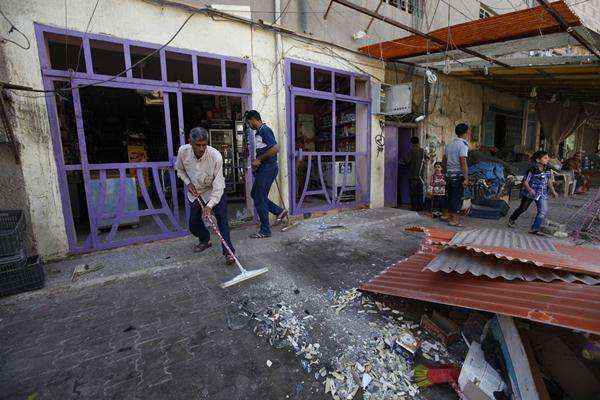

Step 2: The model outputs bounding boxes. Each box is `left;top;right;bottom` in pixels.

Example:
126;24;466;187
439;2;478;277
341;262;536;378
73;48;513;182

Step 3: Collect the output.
0;208;426;400
1;194;594;400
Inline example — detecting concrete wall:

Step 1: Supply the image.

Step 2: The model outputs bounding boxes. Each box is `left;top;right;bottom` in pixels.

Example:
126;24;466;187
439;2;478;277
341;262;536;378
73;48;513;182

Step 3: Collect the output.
385;67;524;161
0;0;385;257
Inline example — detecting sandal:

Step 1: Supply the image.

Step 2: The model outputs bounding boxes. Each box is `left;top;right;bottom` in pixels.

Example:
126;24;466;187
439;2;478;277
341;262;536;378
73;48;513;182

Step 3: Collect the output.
194;242;212;252
272;210;289;227
250;232;271;239
448;220;464;228
225;254;236;266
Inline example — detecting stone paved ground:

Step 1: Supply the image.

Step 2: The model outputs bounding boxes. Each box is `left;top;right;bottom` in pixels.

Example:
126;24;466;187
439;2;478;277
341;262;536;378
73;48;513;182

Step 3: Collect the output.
0;192;596;400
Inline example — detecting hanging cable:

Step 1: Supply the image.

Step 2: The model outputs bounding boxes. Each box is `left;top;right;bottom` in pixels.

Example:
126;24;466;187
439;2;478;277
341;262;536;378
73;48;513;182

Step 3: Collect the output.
0;8;31;50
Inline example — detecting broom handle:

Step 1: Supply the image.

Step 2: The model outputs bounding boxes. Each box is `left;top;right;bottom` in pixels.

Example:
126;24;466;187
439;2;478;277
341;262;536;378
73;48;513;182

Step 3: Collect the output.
195;196;245;272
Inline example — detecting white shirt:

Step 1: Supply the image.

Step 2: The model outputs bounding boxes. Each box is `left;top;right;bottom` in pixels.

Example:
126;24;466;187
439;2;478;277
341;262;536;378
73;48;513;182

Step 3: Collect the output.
174;144;225;208
445;137;469;174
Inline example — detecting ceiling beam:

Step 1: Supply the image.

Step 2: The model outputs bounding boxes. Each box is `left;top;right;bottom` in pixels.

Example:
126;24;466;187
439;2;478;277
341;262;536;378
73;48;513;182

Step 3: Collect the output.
324;0;513;69
535;0;600;60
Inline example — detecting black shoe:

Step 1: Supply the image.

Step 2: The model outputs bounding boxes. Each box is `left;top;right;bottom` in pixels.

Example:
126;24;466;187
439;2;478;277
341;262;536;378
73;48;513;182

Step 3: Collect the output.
194;242;212;252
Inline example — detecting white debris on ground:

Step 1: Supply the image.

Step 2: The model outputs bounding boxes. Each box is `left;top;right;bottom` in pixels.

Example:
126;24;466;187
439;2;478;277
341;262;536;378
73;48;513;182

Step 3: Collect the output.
250;288;461;400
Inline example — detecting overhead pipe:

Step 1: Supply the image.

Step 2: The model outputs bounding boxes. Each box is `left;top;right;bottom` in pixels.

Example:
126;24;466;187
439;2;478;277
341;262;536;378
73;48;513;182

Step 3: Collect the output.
534;0;600;60
324;0;513;69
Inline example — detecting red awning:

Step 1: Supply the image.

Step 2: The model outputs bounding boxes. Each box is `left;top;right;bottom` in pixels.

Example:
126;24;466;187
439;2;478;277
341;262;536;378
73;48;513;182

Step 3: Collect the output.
359;1;581;60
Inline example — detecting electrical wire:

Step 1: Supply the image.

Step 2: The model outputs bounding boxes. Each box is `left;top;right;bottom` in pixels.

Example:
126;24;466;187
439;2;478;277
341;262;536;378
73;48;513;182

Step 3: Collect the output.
0;8;31;50
4;12;194;98
74;0;102;74
273;0;292;24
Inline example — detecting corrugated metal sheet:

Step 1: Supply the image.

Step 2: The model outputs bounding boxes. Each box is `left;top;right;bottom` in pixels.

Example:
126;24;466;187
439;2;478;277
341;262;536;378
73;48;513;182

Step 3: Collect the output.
426;248;600;285
360;248;600;334
449;228;557;252
359;1;580;60
411;226;600;277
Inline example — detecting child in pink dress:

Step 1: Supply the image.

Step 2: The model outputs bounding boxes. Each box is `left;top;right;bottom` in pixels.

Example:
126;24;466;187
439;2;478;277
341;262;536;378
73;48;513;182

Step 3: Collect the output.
430;162;446;217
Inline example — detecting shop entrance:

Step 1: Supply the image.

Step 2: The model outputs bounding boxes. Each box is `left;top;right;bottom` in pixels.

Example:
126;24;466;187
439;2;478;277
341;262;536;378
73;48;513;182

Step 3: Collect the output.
38;24;252;253
287;60;371;215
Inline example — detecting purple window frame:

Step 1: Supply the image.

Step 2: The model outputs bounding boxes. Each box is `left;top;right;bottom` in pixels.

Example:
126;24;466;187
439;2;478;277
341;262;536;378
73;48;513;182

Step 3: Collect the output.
35;23;253;254
285;58;372;215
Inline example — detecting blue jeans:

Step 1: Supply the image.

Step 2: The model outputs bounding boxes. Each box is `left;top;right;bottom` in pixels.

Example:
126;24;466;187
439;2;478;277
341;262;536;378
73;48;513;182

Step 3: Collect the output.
446;175;464;213
251;163;283;236
189;195;235;255
509;196;548;231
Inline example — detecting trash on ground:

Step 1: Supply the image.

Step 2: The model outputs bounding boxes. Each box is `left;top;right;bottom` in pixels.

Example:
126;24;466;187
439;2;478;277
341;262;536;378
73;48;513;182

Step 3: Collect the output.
71;263;104;282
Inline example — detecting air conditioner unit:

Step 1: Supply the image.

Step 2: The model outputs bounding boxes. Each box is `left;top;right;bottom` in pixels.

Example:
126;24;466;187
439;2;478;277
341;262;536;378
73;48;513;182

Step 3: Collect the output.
371;83;412;116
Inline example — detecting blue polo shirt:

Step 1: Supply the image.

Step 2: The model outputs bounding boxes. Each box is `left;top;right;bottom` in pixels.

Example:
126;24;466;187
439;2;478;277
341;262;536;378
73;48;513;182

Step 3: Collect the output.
255;124;277;165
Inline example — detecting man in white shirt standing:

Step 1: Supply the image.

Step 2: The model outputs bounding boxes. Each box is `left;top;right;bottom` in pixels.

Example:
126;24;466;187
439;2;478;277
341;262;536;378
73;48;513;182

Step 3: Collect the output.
175;127;236;265
443;123;470;227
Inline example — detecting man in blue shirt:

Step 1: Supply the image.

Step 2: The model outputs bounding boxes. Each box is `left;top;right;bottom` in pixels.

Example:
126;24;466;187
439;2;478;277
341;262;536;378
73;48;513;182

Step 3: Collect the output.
443;123;470;227
245;110;287;238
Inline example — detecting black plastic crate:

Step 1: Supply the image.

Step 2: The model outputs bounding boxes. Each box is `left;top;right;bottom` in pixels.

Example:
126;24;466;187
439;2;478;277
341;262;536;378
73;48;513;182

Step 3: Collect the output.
0;248;27;274
0;256;45;297
0;210;25;258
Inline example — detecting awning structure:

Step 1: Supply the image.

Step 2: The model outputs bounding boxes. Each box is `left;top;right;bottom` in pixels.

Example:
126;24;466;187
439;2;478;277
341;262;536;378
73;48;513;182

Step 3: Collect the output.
359;1;583;61
445;61;600;103
360;227;600;334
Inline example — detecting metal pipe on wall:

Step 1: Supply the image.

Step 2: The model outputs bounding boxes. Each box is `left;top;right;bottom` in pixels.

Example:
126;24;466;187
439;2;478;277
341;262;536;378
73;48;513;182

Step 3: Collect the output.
298;0;308;33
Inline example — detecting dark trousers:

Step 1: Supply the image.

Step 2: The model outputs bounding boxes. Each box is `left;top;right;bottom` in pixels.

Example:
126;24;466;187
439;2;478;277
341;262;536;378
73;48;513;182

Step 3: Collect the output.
251;163;283;236
408;178;424;211
431;196;445;214
509;196;548;231
446;175;464;213
189;195;235;255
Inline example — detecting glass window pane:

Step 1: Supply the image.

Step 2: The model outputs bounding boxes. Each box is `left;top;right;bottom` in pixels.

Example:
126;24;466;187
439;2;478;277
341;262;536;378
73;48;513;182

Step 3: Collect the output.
226;60;247;88
197;57;222;86
291;63;310;89
44;32;86;72
314;69;332;92
130;46;162;80
166;51;193;83
335;73;351;95
90;40;125;76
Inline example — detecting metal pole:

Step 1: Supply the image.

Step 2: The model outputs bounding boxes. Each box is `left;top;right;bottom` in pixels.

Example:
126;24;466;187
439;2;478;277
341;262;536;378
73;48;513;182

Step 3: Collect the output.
534;0;600;60
326;0;513;69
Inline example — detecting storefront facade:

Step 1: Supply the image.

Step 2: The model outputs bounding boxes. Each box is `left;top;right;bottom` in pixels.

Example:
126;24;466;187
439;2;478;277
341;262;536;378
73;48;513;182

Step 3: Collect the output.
1;0;386;257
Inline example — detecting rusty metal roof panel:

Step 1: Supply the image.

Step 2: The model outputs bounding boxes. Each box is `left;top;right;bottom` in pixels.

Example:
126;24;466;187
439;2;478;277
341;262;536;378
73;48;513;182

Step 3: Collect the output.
359;1;580;60
360;250;600;334
449;228;557;252
411;226;600;277
426;248;600;285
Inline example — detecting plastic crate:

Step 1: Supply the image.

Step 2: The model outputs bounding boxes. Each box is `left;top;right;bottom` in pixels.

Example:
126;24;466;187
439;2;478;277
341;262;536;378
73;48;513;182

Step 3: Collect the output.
0;248;27;274
0;210;25;258
0;256;45;297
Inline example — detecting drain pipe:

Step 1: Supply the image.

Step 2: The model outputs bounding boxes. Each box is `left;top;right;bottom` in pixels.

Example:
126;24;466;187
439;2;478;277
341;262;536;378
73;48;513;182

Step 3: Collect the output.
273;0;287;211
298;0;308;33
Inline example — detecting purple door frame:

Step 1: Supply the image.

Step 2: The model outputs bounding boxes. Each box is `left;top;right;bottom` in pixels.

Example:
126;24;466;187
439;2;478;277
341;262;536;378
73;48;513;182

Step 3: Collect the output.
284;58;372;215
35;23;253;254
383;126;398;207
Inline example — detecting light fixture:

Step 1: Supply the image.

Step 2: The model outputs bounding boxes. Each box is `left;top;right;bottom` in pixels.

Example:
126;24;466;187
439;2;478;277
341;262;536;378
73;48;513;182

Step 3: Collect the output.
425;69;438;84
352;30;367;41
415;115;426;122
530;86;538;98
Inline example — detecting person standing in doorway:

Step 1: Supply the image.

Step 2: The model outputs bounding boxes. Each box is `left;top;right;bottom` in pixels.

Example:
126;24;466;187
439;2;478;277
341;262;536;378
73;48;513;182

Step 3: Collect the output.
245;110;288;238
443;123;470;227
175;127;236;265
401;136;427;211
508;150;557;234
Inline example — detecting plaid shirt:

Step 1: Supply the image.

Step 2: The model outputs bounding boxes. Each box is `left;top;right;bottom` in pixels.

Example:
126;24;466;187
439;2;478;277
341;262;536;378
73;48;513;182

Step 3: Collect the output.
522;165;552;200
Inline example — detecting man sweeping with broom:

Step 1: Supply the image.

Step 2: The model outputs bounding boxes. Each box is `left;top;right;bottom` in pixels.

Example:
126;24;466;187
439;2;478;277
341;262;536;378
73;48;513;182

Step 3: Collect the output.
176;127;269;288
175;127;236;265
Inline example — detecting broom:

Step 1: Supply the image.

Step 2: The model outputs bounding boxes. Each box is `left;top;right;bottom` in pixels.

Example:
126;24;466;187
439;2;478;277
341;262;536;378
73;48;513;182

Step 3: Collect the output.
195;196;269;288
414;364;465;399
